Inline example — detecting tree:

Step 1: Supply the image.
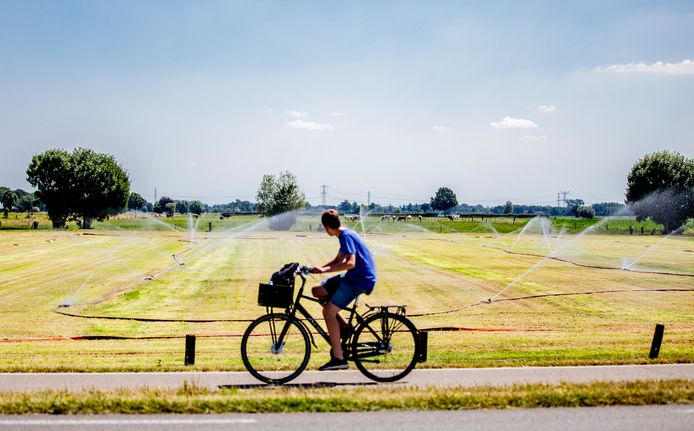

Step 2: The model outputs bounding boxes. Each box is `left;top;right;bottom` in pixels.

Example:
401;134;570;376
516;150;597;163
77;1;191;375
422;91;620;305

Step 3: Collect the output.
67;148;129;229
127;192;147;211
189;200;203;215
2;190;18;218
256;171;307;230
430;187;458;212
503;201;514;214
337;200;352;214
26;148;130;228
626;151;694;233
165;202;176;216
175;200;190;214
25;149;72;227
576;206;595;219
154;196;174;214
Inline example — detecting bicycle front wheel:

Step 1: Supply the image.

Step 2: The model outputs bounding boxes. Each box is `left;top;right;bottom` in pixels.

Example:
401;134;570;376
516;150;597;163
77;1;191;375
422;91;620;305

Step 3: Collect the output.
240;313;311;384
352;311;419;382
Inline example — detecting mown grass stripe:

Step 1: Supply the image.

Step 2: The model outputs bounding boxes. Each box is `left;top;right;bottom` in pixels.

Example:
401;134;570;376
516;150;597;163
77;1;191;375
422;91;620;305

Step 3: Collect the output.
0;380;691;414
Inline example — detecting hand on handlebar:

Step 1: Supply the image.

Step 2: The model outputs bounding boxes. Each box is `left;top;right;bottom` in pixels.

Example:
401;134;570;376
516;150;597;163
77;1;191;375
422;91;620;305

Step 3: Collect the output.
309;266;325;274
297;265;313;275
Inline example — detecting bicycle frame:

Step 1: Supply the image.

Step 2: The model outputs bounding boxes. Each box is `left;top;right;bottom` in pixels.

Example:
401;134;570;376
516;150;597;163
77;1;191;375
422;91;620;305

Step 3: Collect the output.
268;272;376;358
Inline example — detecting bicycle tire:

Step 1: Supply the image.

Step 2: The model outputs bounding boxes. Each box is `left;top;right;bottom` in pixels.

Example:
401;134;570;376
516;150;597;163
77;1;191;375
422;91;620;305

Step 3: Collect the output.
240;313;311;384
351;311;419;382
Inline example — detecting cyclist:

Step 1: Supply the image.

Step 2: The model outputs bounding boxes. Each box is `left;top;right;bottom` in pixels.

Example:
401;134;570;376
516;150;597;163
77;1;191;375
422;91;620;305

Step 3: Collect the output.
309;209;377;370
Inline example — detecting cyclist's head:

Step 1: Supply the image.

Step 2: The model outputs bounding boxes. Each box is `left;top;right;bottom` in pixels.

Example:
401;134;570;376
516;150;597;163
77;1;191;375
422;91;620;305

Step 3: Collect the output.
321;209;341;229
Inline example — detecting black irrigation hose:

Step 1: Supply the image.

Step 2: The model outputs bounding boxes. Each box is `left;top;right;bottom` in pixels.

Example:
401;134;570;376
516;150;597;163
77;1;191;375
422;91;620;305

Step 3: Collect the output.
53;288;694;323
490;246;694;278
407;288;694;318
52;307;257;323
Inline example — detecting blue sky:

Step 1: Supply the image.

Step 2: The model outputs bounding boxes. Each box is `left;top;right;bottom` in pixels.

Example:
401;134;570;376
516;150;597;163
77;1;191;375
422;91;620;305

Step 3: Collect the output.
1;1;692;206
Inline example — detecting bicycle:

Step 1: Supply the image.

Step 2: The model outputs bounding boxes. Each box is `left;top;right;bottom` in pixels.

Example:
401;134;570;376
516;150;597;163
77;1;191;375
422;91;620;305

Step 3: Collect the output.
240;263;427;384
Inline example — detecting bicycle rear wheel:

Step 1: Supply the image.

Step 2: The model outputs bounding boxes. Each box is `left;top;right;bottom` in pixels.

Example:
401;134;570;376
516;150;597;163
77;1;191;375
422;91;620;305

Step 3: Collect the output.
240;313;311;384
352;311;419;382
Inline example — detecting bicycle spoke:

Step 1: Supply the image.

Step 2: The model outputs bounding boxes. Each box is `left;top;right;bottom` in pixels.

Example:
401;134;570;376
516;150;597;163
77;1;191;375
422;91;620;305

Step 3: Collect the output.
241;314;310;384
352;312;419;382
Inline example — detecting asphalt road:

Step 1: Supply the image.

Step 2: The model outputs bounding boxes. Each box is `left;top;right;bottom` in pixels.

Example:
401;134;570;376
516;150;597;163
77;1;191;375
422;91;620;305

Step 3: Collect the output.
1;364;692;391
0;406;692;431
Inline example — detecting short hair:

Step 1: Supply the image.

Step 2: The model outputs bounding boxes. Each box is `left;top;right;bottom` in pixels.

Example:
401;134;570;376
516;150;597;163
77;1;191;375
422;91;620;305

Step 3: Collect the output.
321;209;341;229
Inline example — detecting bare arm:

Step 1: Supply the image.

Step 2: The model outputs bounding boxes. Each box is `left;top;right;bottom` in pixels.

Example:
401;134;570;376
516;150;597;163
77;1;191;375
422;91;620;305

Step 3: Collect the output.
312;252;356;274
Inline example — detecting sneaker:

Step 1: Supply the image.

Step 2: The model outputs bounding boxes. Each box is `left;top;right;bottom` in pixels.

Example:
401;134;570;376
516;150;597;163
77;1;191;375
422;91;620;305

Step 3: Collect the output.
319;356;348;371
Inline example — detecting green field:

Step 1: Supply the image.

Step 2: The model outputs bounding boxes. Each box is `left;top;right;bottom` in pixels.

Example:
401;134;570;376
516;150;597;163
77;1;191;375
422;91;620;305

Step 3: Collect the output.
1;214;692;372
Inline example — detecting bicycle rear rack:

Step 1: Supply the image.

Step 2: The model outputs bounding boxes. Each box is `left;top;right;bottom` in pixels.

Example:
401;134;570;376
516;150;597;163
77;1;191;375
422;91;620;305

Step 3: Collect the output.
365;304;408;315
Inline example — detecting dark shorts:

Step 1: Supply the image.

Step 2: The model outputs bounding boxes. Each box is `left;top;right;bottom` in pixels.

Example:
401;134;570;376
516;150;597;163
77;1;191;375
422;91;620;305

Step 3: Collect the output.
321;275;371;309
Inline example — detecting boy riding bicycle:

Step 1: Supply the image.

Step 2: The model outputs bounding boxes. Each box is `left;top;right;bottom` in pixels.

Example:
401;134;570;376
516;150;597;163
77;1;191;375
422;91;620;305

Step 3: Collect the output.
309;209;377;370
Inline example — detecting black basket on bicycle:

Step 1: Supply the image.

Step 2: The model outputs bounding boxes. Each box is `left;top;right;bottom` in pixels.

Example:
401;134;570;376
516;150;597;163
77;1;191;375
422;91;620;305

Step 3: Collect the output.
257;262;299;308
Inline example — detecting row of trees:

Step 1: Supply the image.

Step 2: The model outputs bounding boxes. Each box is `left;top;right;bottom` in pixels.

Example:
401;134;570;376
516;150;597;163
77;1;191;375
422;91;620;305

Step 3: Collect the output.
12;147;693;233
0;187;45;217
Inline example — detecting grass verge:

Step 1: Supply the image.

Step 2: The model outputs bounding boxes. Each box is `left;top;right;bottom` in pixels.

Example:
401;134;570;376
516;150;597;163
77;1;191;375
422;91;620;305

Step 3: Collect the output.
0;380;691;414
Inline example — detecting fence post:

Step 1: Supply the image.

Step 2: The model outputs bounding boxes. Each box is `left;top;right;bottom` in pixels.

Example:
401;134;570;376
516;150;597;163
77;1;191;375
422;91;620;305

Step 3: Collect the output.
649;324;664;359
184;335;196;365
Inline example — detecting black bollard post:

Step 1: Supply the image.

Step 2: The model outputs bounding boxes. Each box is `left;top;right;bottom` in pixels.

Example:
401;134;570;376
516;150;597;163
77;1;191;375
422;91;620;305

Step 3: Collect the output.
649;324;665;359
417;331;428;363
208;222;212;232
185;335;196;365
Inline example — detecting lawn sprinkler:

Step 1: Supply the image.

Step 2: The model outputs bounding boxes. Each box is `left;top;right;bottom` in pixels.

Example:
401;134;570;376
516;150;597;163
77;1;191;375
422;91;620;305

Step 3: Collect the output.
172;254;185;265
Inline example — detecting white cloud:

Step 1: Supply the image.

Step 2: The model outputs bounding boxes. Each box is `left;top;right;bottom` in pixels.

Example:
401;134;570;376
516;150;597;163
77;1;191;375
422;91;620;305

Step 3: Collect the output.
490;116;539;129
537;105;557;113
286;119;334;131
286;110;307;118
520;135;548;142
593;59;694;75
328;111;342;117
432;125;453;132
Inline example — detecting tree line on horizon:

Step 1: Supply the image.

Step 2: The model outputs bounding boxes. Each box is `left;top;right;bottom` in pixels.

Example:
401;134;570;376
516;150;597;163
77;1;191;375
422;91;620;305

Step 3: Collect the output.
2;149;692;233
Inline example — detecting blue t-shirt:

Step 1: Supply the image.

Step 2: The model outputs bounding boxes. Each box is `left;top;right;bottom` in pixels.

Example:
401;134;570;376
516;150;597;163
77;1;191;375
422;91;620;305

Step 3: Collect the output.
338;229;377;291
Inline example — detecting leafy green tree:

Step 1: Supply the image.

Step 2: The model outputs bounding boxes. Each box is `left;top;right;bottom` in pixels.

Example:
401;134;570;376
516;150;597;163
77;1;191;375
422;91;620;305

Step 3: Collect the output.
27;148;130;228
430;187;458;212
337;200;352;214
127;192;147;211
154;196;174;214
2;190;18;217
175;200;190;214
576;206;595;219
503;201;514;214
256;171;307;230
165;202;176;216
626;151;694;233
26;149;73;227
68;148;130;229
189;200;203;215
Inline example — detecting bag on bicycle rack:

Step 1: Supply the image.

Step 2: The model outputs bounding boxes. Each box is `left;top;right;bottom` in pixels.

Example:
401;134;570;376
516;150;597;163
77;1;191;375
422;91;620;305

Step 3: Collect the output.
257;262;299;308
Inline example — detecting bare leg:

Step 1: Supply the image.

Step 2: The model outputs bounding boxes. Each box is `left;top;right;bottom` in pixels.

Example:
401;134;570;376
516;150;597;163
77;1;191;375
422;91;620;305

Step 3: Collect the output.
322;302;344;360
312;285;348;328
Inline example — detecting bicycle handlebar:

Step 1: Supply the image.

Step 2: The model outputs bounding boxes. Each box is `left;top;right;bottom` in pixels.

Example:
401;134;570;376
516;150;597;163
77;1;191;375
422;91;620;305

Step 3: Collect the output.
296;265;312;275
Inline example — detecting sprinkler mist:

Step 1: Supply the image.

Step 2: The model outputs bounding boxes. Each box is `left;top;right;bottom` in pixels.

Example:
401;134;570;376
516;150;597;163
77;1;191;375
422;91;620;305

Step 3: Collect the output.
489;214;620;302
